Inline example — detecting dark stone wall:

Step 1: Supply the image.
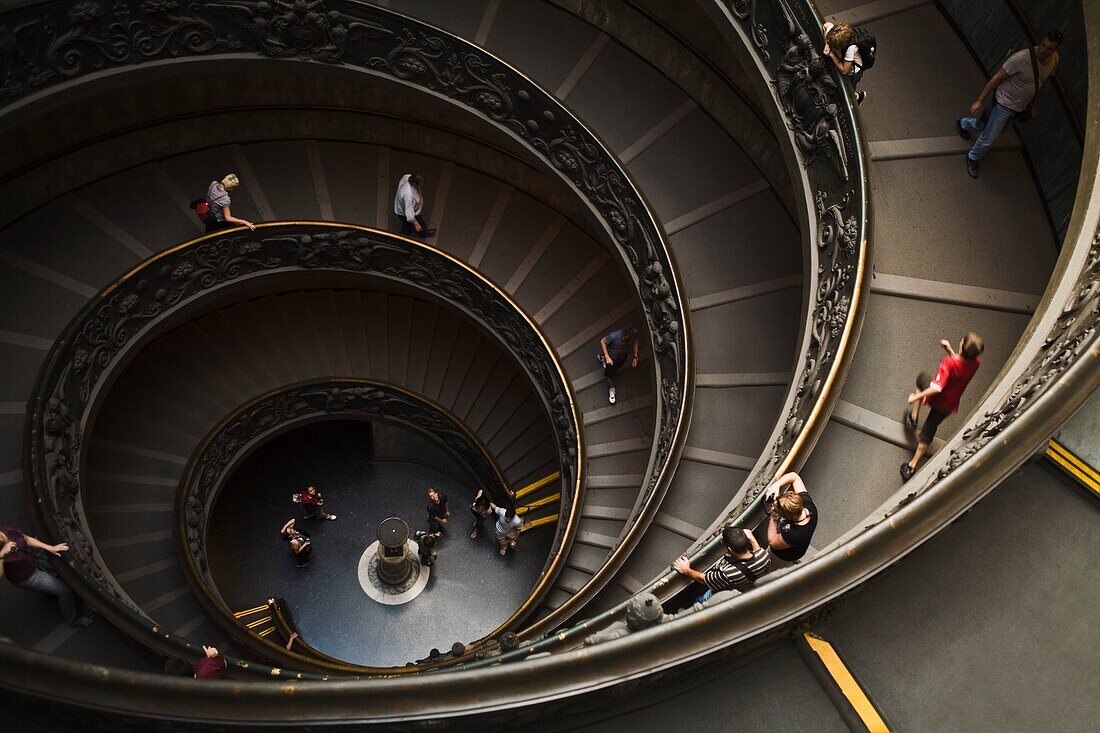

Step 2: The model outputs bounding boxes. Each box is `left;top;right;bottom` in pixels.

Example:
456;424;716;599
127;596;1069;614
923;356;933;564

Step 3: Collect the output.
937;0;1085;241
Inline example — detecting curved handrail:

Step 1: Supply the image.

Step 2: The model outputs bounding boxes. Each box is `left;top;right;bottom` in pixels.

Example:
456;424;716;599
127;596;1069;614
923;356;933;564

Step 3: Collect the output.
0;0;692;628
27;222;582;677
178;378;553;673
0;0;1097;725
502;0;875;644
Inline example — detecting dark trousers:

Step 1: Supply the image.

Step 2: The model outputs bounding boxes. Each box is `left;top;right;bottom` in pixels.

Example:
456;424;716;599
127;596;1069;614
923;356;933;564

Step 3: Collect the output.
16;565;79;623
400;215;429;237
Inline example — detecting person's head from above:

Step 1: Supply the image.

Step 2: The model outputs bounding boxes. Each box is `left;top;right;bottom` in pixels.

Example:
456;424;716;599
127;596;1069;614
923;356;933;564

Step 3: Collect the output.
504;508;516;521
776;490;805;522
621;325;636;342
722;525;752;556
221;173;240;190
306;486;318;496
960;332;984;360
427;488;440;503
1037;30;1064;62
409;173;425;192
421;533;436;549
825;21;853;51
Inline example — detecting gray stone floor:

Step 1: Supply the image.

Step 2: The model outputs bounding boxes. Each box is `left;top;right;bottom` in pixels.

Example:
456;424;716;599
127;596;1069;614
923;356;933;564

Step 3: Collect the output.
208;421;552;667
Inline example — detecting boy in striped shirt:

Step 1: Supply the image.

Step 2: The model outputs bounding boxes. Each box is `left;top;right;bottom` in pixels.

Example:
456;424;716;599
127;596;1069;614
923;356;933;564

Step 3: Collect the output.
673;525;770;603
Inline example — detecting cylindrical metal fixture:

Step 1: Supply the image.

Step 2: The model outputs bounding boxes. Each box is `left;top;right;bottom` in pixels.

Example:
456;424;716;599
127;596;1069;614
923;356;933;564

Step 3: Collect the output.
376;516;411;585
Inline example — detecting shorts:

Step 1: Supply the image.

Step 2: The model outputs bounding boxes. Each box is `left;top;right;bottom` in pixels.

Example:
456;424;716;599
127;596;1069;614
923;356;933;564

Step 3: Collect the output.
915;371;950;443
602;354;626;380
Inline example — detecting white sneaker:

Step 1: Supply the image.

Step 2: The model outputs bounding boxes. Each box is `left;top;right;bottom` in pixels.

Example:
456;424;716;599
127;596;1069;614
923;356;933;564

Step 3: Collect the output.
608;387;616;404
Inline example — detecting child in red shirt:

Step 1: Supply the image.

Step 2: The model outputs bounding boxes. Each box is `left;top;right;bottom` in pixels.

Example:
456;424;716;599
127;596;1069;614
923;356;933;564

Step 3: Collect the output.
901;333;984;481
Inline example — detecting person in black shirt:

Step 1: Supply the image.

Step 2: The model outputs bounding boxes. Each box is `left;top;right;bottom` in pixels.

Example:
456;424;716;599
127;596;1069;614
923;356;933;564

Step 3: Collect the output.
469;489;492;539
426;489;450;536
763;472;818;562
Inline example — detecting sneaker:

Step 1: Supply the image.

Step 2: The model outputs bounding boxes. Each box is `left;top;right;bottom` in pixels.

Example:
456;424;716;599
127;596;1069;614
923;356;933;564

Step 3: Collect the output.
325;513;337;521
70;616;94;628
499;546;507;556
855;91;867;106
966;156;979;179
903;409;917;432
608;386;616;404
470;530;478;539
956;117;972;141
899;463;915;482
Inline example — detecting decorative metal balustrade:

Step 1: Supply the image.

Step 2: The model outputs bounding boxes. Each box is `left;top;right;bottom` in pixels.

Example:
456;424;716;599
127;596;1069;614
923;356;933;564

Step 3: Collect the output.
4;0;1097;726
0;0;693;627
26;222;582;675
178;378;528;672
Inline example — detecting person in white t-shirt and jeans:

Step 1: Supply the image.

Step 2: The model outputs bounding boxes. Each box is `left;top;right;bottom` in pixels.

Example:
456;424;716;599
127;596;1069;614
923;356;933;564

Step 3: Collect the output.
488;503;523;557
822;21;872;107
958;31;1062;179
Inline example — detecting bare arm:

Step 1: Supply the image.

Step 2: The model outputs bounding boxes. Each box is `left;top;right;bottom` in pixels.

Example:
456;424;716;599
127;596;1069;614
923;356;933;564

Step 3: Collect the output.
940;338;957;358
221;205;256;231
631;339;639;366
24;535;67;556
826;51;853;75
600;337;612;363
745;529;762;552
971;69;1009;116
773;472;808;495
672;556;708;585
281;518;295;535
908;383;942;404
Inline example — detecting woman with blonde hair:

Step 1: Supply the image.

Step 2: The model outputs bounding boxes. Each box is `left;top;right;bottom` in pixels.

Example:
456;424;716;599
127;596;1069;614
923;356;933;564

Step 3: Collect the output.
205;173;256;233
822;20;875;105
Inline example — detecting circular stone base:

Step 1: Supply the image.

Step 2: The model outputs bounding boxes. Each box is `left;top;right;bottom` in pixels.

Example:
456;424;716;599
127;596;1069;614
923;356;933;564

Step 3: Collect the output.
358;540;430;605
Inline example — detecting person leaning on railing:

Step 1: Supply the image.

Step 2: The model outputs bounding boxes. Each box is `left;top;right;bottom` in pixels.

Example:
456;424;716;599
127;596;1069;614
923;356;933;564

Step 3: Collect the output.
0;527;93;627
763;472;818;562
673;525;770;603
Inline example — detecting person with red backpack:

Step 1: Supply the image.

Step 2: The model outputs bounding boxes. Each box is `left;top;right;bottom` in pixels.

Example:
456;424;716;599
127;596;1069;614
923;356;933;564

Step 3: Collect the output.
193;173;256;233
822;21;876;106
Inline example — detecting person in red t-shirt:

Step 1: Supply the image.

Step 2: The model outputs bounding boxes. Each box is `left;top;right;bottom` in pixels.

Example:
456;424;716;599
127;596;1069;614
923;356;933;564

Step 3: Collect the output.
901;333;984;481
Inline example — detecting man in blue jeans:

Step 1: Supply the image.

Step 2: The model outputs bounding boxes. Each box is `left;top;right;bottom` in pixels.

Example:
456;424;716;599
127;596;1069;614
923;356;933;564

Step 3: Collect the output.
957;31;1062;179
0;526;93;627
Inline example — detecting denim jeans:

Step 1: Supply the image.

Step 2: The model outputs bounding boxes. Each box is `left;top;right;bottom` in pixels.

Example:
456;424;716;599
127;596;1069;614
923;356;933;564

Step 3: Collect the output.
16;568;79;623
695;588;715;605
961;101;1018;161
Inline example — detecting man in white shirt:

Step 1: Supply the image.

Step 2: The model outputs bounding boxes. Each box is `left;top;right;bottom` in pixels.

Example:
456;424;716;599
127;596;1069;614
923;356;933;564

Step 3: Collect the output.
393;173;436;237
958;31;1062;179
490;505;522;557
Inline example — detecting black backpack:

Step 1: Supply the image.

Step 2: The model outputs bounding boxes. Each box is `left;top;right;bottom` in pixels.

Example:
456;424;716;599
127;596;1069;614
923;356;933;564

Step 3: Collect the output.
851;27;877;71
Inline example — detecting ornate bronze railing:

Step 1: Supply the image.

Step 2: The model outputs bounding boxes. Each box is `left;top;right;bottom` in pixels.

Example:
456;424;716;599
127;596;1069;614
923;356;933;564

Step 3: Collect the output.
2;0;1098;725
1;0;692;627
516;0;874;635
179;378;539;672
26;222;582;676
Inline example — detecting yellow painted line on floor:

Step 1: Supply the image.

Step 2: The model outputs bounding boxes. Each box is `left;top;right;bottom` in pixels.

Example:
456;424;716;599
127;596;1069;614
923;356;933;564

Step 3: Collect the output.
514;471;561;499
1047;440;1100;495
518;493;560;512
522;514;558;531
257;627;275;637
234;604;269;618
246;616;273;629
803;632;889;733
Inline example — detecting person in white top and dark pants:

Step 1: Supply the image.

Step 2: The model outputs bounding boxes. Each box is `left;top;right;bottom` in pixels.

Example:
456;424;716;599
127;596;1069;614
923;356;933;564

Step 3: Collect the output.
394;173;436;238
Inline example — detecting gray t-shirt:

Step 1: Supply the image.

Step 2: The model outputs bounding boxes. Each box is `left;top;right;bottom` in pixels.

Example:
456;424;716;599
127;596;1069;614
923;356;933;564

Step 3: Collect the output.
995;49;1056;112
206;181;231;222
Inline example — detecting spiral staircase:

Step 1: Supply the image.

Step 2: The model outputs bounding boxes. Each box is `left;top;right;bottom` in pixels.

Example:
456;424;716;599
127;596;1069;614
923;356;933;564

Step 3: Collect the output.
0;0;1097;729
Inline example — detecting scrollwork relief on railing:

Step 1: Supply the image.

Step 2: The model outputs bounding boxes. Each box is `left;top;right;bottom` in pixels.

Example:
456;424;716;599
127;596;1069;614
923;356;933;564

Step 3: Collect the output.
885;230;1100;513
29;224;581;617
2;0;688;620
711;0;866;525
182;379;511;583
